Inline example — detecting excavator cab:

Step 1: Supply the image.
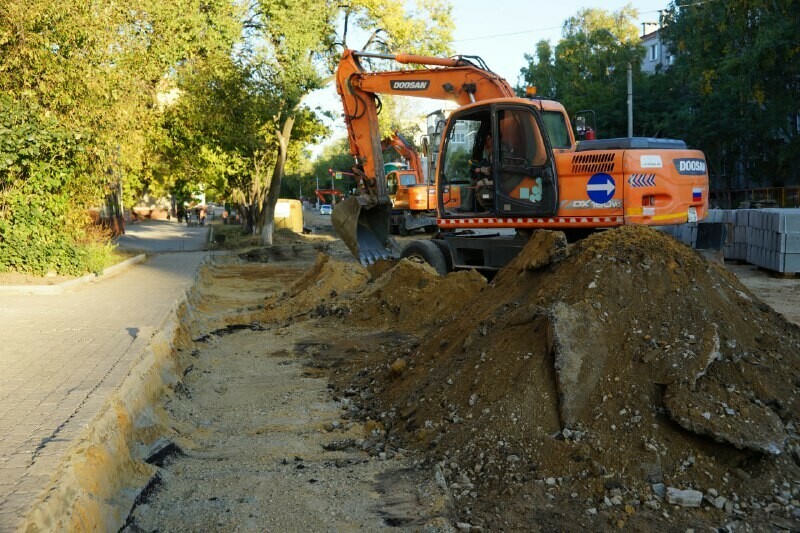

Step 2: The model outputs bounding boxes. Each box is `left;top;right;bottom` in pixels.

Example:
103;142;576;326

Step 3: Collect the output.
438;103;559;218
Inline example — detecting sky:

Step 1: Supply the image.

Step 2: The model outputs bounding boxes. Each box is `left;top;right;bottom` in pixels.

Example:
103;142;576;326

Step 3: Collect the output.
306;0;671;156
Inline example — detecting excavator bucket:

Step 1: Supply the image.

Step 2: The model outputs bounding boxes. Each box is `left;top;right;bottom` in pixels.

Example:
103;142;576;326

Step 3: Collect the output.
332;197;399;265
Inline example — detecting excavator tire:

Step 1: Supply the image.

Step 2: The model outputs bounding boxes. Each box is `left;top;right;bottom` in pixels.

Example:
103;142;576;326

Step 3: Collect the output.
400;240;448;275
429;239;453;273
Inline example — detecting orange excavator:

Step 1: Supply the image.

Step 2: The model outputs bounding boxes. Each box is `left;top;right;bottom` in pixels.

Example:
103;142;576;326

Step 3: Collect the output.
332;49;709;271
382;131;444;235
315;189;344;206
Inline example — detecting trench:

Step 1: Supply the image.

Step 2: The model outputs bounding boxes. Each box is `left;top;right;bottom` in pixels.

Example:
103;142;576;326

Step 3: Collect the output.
119;254;455;531
25;231;800;532
20;250;455;531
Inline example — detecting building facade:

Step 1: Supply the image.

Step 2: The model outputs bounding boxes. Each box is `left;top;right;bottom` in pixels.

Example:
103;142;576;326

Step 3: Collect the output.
640;22;673;74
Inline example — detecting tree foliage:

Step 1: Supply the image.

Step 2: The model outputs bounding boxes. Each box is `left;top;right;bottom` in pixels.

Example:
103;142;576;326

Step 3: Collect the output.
0;95;107;274
0;0;242;273
0;0;453;272
519;5;643;138
660;0;800;188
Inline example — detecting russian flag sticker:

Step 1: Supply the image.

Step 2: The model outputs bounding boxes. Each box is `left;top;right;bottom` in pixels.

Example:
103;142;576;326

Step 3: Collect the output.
692;188;702;202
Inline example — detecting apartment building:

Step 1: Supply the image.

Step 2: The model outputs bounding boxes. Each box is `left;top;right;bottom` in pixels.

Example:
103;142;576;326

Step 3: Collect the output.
640;22;674;74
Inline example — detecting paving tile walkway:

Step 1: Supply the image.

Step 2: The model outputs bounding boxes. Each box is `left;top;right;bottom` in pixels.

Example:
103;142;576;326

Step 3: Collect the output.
115;219;210;253
0;251;208;532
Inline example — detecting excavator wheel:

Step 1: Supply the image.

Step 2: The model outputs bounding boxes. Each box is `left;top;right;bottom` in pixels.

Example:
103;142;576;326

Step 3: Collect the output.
400;240;448;275
429;239;453;272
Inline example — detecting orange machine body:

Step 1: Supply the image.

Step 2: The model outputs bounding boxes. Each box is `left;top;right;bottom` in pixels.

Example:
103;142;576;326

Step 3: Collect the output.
315;189;344;205
382;133;434;212
436;143;708;230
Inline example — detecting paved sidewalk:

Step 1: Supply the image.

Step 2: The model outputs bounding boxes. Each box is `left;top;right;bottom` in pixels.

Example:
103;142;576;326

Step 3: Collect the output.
115;219;209;253
0;252;207;531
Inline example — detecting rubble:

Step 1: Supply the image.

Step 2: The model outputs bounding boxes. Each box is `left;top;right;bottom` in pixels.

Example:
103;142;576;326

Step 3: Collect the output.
666;487;704;508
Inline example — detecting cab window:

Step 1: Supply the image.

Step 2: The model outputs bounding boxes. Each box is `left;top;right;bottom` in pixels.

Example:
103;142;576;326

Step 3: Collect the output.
497;108;546;168
386;171;398;195
441;114;488;184
541;111;571;149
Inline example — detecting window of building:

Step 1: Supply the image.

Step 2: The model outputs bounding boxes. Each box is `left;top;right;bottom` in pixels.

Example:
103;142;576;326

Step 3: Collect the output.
650;44;658;61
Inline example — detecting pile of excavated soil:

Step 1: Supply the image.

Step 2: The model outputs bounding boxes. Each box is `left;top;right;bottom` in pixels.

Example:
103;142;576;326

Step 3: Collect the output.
305;227;800;530
260;254;487;332
346;260;487;331
260;253;371;323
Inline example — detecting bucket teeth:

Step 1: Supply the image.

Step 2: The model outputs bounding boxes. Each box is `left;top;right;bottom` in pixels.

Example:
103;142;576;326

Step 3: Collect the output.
359;247;391;265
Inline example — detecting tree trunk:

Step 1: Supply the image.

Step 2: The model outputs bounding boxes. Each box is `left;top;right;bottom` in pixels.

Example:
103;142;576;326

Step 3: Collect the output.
260;114;295;246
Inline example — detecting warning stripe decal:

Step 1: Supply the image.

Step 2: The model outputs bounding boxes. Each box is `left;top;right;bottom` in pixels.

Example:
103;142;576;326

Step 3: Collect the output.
436;216;624;226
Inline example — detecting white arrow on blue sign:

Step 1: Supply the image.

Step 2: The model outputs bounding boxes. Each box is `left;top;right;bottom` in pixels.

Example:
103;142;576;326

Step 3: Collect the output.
587;173;616;204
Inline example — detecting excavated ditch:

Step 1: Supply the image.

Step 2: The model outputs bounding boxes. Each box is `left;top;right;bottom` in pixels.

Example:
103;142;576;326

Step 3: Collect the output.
122;251;456;532
114;226;799;532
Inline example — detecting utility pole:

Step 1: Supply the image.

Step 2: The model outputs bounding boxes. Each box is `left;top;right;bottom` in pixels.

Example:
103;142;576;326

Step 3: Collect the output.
627;61;633;137
603;29;634;137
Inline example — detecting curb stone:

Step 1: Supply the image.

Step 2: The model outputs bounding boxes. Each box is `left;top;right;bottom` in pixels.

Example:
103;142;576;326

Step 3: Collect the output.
18;253;209;532
0;254;147;295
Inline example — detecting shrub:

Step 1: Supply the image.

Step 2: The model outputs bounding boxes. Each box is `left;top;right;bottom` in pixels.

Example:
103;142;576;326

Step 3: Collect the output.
0;94;112;275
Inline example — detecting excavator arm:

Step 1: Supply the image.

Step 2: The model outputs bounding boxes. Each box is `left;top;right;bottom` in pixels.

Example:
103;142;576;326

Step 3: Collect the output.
333;49;516;263
382;131;423;184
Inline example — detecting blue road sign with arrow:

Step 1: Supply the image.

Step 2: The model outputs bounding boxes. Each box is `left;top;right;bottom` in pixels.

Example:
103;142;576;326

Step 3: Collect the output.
587;173;616;204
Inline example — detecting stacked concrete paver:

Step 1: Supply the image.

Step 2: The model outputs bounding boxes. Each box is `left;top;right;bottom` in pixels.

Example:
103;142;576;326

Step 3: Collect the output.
745;209;800;273
659;208;800;274
0;251;207;532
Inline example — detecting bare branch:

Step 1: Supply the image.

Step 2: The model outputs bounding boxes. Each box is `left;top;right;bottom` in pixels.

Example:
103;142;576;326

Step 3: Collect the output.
361;28;385;51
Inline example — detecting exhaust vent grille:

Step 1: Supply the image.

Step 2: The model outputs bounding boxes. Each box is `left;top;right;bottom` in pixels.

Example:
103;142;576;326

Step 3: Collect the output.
572;152;616;174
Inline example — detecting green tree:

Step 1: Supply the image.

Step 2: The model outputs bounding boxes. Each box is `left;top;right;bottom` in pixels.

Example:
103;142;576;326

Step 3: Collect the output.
519;5;643;138
0;95;102;275
520;41;557;98
0;0;242;273
311;139;358;196
660;0;800;189
237;0;453;245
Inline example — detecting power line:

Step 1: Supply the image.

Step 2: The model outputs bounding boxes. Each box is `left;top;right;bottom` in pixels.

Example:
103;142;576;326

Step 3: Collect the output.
451;25;562;43
450;1;720;44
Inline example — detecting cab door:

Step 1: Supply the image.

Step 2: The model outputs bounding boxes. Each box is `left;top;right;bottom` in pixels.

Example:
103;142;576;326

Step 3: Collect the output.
491;105;558;217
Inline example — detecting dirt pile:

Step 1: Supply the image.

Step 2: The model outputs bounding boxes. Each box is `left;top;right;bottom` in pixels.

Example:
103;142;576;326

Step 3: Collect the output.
260;253;370;323
347;259;487;331
261;254;487;333
336;227;800;529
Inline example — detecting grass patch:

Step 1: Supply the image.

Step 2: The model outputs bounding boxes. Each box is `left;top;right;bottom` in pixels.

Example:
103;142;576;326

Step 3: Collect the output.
210;223;263;250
